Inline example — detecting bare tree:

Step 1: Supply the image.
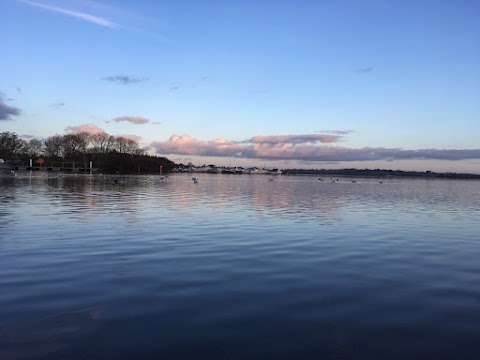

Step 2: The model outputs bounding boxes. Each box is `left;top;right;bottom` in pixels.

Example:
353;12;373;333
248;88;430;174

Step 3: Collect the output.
0;132;25;160
90;132;115;153
22;138;44;158
114;137;128;154
78;132;91;154
113;137;143;155
44;135;64;158
62;133;89;160
124;139;140;155
133;147;145;156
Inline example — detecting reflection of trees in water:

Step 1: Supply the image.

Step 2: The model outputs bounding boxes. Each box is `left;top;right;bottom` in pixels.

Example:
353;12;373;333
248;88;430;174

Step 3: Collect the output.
47;175;146;225
6;174;154;225
0;178;17;230
2;174;346;225
5;173;479;226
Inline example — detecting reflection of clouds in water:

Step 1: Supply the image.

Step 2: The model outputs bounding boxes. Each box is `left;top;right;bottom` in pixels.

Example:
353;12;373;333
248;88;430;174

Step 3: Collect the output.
5;173;480;228
156;174;343;223
2;173;480;360
6;173;343;224
153;174;480;225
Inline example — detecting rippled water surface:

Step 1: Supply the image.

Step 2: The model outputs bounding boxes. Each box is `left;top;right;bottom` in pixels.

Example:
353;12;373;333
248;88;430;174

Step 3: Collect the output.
1;173;480;359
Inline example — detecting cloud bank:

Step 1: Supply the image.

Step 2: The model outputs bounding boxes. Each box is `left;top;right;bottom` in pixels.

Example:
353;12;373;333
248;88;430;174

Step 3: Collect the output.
19;0;119;28
150;133;480;162
112;116;150;125
0;95;21;120
103;75;149;85
151;134;244;157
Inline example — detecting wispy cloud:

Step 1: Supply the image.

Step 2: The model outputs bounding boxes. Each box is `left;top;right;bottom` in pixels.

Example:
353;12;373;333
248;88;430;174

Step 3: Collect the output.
51;101;65;108
112;116;150;125
356;66;375;74
103;75;149;85
149;133;480;162
248;134;344;145
19;0;119;28
0;94;21;120
316;130;353;135
169;82;182;92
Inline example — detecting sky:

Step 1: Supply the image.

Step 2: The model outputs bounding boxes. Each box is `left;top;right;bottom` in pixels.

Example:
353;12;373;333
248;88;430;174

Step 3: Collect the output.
1;0;479;173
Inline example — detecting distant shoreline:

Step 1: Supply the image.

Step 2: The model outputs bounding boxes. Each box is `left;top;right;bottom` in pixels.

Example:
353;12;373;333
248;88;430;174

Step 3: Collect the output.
282;168;480;180
5;167;480;180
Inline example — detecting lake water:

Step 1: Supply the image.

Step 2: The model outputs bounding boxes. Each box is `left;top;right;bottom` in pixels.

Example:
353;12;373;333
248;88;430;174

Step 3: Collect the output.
1;173;479;359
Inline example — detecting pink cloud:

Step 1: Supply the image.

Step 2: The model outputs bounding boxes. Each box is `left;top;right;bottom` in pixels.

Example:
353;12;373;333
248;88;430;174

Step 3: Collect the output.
65;124;107;135
112;116;150;125
150;134;243;157
150;133;480;162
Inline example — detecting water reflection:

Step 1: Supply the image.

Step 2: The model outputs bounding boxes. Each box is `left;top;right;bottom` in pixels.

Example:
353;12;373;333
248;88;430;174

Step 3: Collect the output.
1;173;480;358
0;178;19;234
2;173;479;226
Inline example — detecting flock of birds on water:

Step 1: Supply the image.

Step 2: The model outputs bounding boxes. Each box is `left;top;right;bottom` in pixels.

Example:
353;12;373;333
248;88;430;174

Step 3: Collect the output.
318;177;383;184
0;171;382;185
188;176;382;185
111;176;384;185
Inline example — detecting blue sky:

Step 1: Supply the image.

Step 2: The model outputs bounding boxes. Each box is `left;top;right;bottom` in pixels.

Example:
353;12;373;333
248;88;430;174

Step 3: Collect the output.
1;0;479;172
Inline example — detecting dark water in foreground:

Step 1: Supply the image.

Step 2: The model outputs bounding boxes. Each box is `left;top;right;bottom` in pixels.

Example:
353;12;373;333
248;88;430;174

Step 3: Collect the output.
1;173;479;359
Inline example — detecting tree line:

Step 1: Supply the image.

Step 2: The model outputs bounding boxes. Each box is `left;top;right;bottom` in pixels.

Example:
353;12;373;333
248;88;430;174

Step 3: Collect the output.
0;131;175;174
